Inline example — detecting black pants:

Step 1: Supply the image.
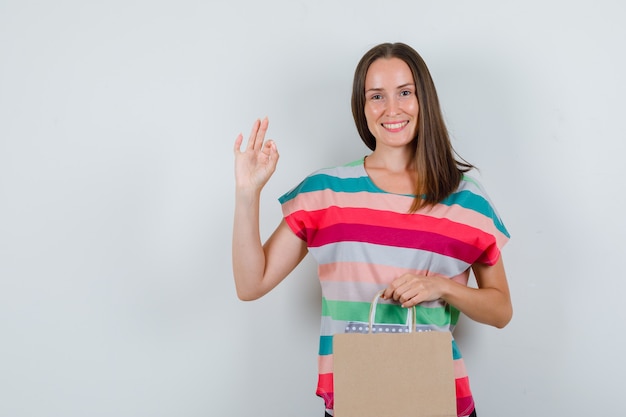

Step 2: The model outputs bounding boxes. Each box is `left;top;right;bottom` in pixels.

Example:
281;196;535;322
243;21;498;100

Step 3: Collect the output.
325;410;477;417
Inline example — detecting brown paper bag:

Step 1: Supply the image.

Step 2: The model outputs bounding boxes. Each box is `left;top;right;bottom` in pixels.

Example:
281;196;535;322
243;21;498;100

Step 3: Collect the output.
333;291;456;417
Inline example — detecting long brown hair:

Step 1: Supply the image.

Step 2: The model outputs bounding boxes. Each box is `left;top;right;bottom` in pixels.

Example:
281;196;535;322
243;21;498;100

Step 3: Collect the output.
351;42;474;212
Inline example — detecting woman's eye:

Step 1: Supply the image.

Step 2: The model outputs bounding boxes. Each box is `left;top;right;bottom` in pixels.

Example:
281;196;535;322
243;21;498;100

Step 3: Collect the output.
400;90;412;97
371;94;383;100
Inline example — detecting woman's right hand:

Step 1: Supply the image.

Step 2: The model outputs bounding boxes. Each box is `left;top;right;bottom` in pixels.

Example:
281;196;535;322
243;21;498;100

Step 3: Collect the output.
233;118;279;193
232;118;305;301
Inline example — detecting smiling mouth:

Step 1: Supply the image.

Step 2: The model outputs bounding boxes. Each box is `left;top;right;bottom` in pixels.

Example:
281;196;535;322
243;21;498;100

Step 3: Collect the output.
382;121;409;130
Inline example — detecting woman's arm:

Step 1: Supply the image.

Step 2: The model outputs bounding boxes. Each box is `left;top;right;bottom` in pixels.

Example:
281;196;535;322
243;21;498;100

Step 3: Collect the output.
233;216;308;301
445;257;512;328
232;118;308;301
382;256;512;328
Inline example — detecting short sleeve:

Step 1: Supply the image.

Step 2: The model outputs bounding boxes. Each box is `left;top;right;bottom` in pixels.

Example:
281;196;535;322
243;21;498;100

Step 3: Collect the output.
447;175;510;266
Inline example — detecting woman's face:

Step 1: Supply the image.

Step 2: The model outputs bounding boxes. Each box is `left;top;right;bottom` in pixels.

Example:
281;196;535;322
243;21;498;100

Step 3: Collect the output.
363;57;419;150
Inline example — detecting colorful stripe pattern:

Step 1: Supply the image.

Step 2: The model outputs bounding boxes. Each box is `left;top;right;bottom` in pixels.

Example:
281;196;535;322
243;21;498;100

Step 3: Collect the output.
279;159;509;417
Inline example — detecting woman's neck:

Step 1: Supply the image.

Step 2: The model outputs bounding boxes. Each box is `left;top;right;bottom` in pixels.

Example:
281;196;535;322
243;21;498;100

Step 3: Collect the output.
365;147;415;173
364;149;417;195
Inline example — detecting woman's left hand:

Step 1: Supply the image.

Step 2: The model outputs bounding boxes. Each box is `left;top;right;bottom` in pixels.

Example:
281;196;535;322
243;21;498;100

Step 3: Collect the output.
381;274;448;308
381;257;512;328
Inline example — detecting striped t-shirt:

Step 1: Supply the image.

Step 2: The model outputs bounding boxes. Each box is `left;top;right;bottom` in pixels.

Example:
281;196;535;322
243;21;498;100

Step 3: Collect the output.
278;158;509;417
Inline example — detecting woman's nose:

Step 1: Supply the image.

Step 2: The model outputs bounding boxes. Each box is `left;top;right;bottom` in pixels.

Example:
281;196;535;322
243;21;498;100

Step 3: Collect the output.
386;97;401;115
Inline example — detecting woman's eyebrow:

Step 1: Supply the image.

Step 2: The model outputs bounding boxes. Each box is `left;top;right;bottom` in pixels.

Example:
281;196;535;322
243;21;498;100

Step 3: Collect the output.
365;83;415;93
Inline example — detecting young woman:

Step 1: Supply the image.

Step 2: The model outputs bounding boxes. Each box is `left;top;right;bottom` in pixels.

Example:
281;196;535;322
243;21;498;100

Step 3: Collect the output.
232;42;512;417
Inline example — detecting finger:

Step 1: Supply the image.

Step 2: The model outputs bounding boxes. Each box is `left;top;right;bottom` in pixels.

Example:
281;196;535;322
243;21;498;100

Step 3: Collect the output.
400;288;422;307
263;140;278;159
253;117;269;151
233;133;243;153
401;296;420;308
381;286;394;300
382;277;405;300
245;119;261;151
392;279;422;304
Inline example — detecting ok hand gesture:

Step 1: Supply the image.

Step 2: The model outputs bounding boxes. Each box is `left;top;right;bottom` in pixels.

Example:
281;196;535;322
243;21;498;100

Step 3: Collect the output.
233;118;279;192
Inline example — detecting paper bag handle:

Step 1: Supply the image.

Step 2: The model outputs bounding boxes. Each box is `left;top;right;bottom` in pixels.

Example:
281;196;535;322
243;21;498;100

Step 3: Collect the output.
368;290;417;334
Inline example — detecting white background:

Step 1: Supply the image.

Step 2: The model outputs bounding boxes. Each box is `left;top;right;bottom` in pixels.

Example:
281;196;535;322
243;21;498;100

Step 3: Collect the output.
1;1;625;416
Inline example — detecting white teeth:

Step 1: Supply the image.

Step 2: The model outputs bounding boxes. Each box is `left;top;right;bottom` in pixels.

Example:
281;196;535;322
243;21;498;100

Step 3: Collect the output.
383;122;407;129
